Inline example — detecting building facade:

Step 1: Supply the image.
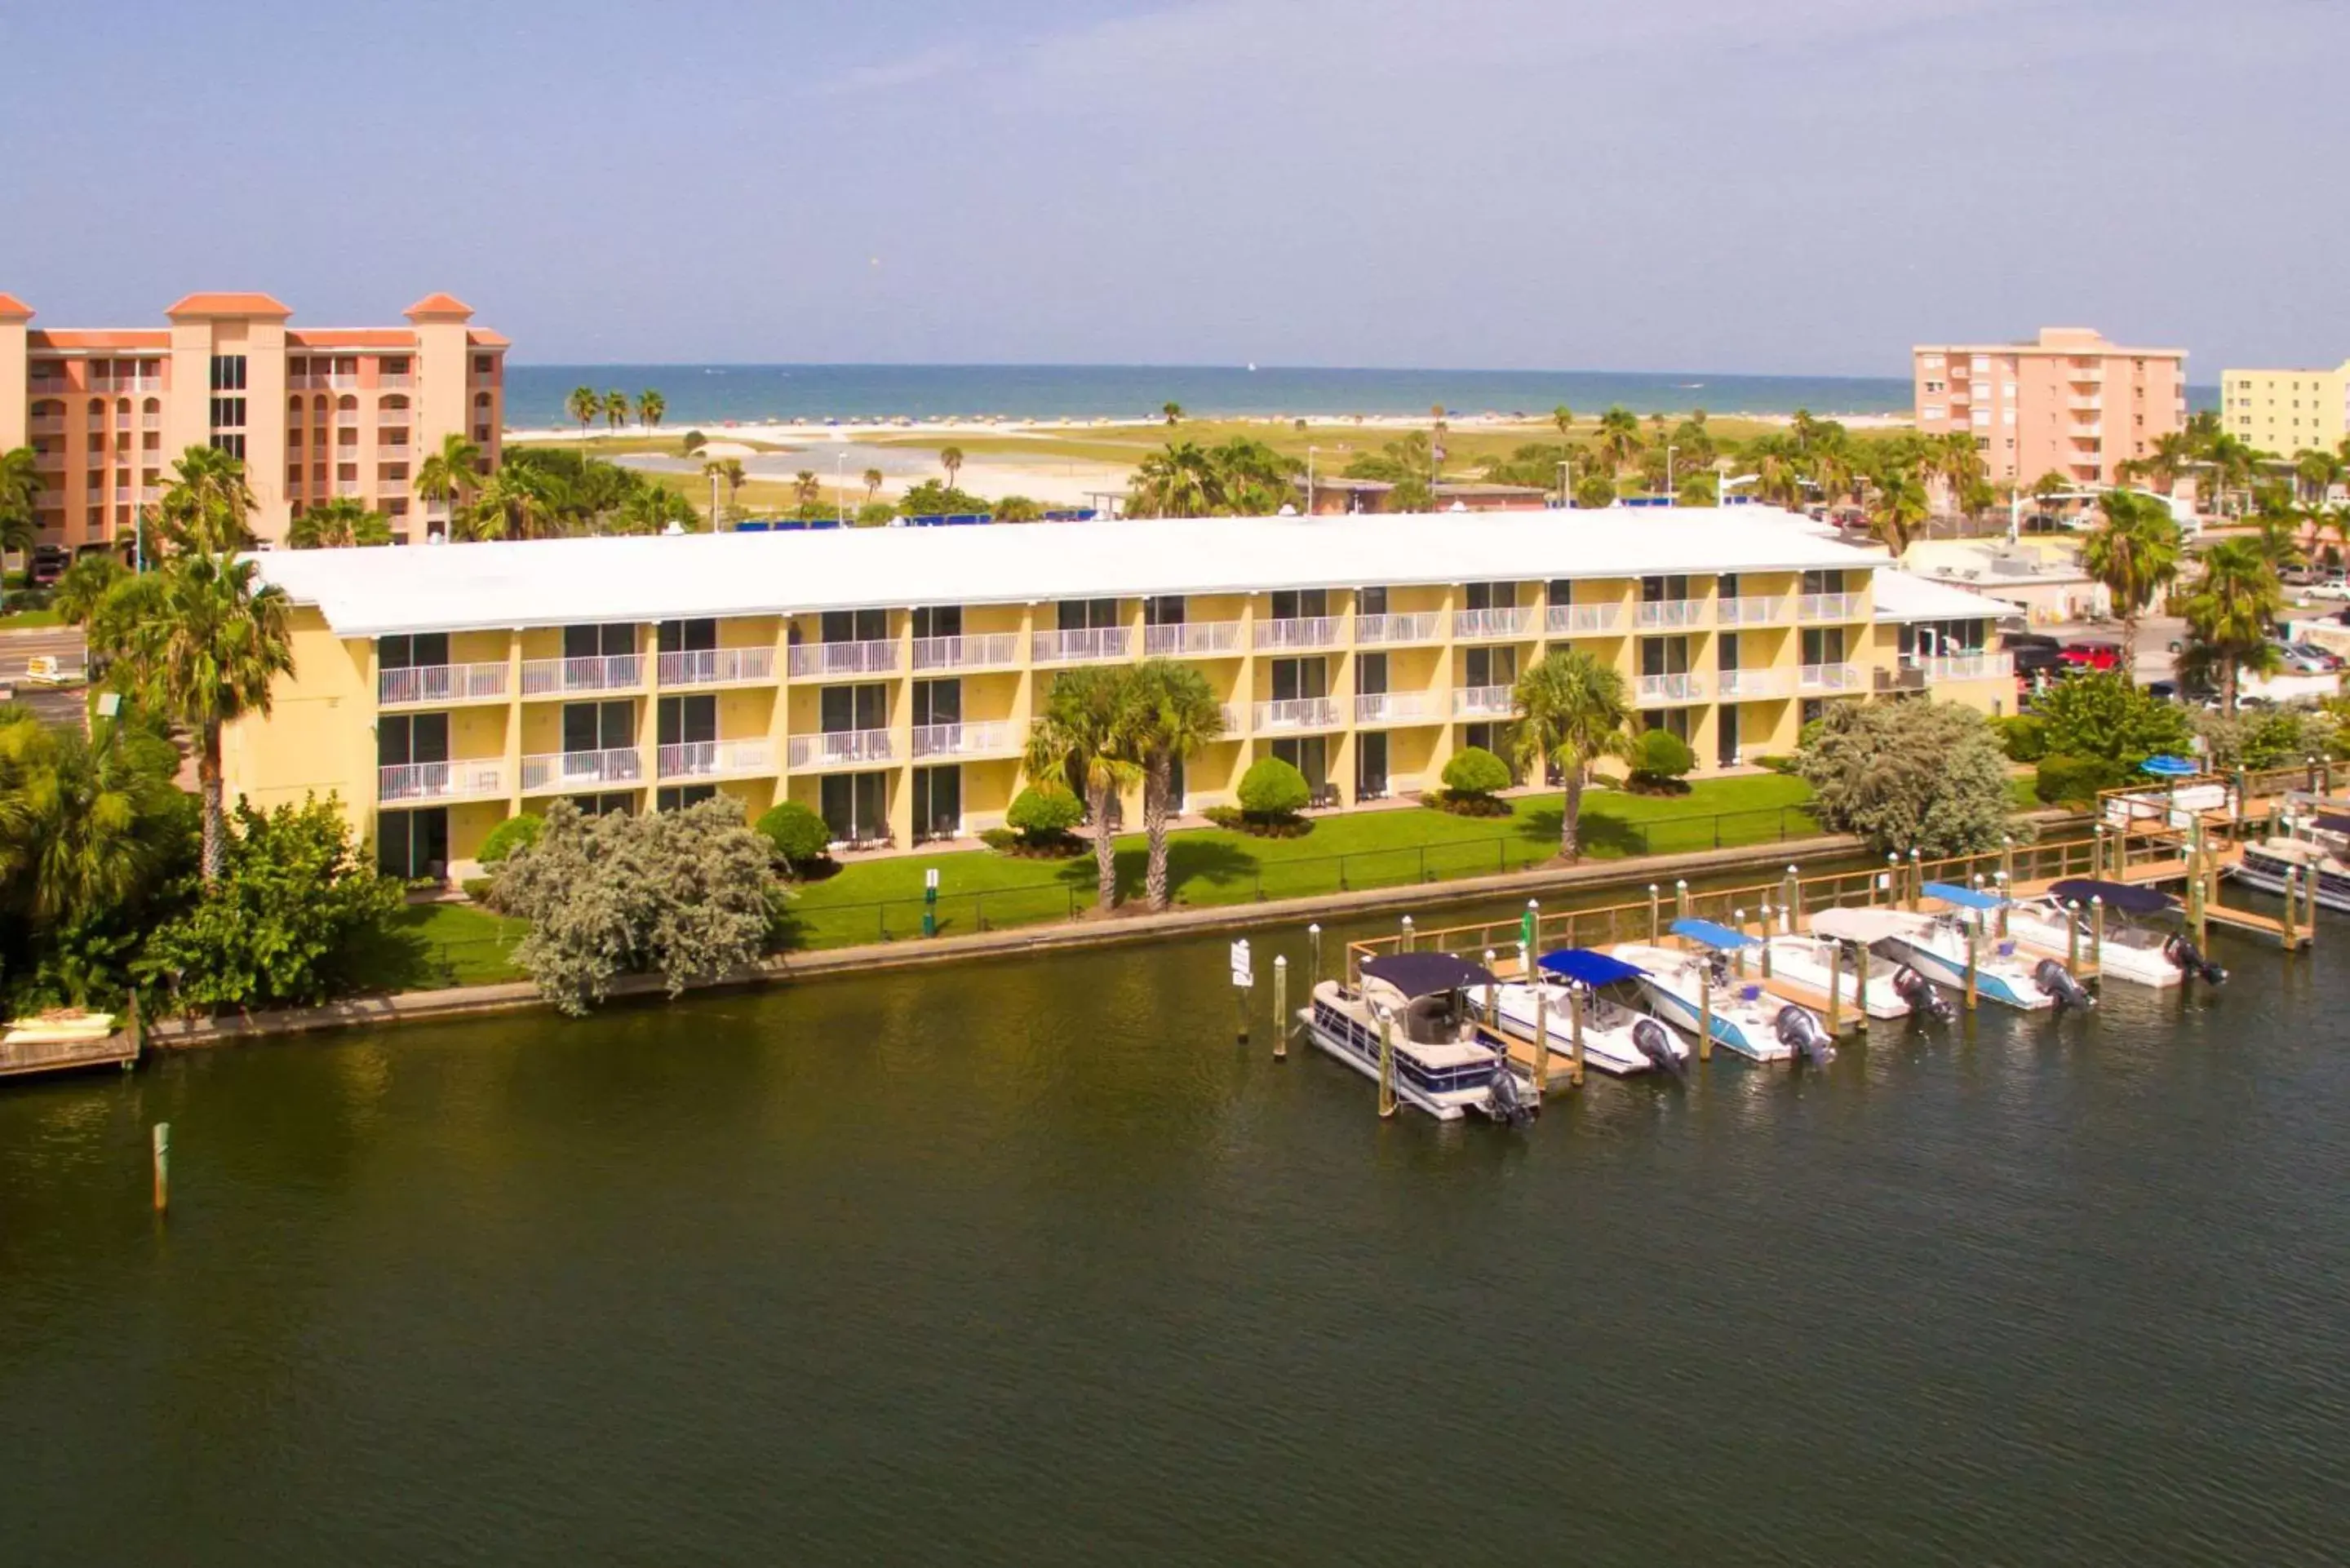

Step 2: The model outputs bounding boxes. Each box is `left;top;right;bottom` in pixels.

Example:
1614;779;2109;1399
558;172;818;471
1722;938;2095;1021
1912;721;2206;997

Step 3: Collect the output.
2219;361;2349;458
224;510;2014;880
0;290;507;551
1913;327;2186;490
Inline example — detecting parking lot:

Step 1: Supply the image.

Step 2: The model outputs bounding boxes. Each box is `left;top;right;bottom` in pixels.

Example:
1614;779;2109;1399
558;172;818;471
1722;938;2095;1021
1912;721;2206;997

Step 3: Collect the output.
0;625;93;725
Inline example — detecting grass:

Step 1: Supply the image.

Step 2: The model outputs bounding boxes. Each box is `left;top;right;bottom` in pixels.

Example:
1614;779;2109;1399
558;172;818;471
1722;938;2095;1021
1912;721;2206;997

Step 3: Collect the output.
0;608;65;629
349;901;532;991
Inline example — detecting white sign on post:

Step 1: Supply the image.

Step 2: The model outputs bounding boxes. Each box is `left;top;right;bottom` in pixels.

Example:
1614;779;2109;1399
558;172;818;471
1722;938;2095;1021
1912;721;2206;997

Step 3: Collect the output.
1230;939;1253;988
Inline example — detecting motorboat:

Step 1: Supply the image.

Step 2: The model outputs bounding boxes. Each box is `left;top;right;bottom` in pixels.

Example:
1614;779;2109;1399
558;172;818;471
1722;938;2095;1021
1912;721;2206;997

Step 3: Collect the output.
1814;899;2090;1012
2004;878;2226;988
1609;921;1835;1065
1302;951;1540;1123
2229;804;2350;915
1760;921;1948;1021
1471;948;1689;1078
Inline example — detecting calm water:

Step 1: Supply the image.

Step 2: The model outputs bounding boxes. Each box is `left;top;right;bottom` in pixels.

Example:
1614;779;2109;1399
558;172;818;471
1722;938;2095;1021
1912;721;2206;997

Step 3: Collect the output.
2;899;2344;1566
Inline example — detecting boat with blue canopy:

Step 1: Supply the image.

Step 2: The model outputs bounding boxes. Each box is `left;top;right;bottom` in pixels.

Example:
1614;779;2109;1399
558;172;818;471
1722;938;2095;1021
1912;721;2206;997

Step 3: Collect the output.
1469;948;1688;1077
1606;922;1835;1064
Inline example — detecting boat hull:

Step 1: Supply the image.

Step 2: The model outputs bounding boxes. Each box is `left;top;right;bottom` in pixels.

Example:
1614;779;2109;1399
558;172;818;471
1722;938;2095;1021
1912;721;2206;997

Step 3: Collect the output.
2229;848;2350;915
1878;933;2054;1010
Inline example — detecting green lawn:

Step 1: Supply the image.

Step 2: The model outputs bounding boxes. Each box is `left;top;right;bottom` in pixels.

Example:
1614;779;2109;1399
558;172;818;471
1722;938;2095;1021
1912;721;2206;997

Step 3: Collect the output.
0;608;64;629
349;901;531;991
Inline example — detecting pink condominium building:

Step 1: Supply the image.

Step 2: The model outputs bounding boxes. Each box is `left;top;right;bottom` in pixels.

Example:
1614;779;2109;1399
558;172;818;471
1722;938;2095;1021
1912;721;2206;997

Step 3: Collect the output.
1912;328;2186;489
0;290;507;552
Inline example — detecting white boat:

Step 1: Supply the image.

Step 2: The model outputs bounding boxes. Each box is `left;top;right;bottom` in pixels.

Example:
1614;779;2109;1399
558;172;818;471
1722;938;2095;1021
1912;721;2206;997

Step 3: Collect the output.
1301;952;1539;1123
1471;949;1688;1077
1609;924;1835;1064
1813;902;2088;1012
2228;805;2350;914
1758;931;1944;1021
2001;879;2225;989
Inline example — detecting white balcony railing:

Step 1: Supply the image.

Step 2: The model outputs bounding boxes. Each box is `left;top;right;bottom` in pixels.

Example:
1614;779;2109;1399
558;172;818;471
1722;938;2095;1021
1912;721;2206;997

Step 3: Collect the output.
2068;362;2104;382
657;737;775;779
911;720;1017;759
521;653;645;695
1634;672;1705;705
1714;669;1785;699
1355;611;1442;644
911;633;1020;671
376;474;408;496
1798;662;1866;693
378;374;415;390
32;451;62;472
657;647;776;688
1451;606;1535;640
138;485;160;504
378;759;507;804
1253;697;1342;732
1452;684;1515;717
1031;627;1131;664
1354;691;1435;725
1219;702;1244;733
2068;396;2102;413
1797;591;1861;621
1911;651;2015;683
379;662;511;706
787;729;893;770
519;746;643;792
1143;620;1244;657
1714;596;1786;627
1253;616;1346;650
1634;600;1706;629
787;639;899;678
334;479;362;498
1544;603;1621;636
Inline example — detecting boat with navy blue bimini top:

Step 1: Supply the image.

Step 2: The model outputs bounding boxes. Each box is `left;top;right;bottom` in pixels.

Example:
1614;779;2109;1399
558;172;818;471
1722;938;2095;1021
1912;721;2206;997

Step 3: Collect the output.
1470;948;1689;1078
1609;919;1835;1065
2005;879;2226;989
1303;951;1541;1123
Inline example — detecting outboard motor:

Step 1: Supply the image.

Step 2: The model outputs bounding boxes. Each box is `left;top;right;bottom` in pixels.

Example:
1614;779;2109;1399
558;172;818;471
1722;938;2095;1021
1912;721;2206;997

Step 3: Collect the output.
2163;932;2228;986
1891;965;1956;1023
1775;1004;1837;1066
2033;957;2095;1012
1633;1017;1686;1079
1487;1059;1536;1127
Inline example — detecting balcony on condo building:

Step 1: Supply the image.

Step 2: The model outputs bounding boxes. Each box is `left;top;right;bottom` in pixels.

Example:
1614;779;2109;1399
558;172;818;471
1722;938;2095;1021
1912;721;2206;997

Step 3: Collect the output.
520;746;643;792
1796;591;1861;622
1635;599;1706;630
1798;662;1865;693
1354;690;1436;726
1714;669;1785;699
911;720;1019;760
521;653;645;696
1253;615;1346;651
379;661;511;707
911;632;1022;671
1906;651;2014;684
1451;606;1535;640
378;759;508;804
1253;697;1343;733
1544;602;1621;636
1452;684;1514;717
1354;611;1442;645
1634;672;1705;706
788;638;900;679
787;729;894;771
656;647;777;689
655;737;775;781
1714;595;1786;627
1030;627;1131;665
1143;621;1244;657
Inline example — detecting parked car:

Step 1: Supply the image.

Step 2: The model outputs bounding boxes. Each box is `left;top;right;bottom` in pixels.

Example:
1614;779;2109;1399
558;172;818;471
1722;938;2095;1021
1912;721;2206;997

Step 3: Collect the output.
2011;643;2068;679
27;544;68;587
2001;631;2060;653
2279;641;2343;673
2059;640;2123;671
2308;576;2350;601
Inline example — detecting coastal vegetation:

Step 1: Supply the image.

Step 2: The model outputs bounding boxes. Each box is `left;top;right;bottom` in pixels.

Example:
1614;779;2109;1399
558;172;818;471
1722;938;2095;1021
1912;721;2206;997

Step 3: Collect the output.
2177;538;2285;714
2078;490;2183;666
2024;671;2195;804
1797;699;2020;856
1507;649;1633;856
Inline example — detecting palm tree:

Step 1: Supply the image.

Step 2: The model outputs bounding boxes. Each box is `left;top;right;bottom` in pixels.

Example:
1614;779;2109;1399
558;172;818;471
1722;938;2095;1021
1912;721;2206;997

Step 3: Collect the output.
1022;667;1140;915
719;458;747;515
89;540;292;884
1867;470;1929;556
1745;432;1808;509
156;445;257;553
637;390;665;432
2181;538;2284;715
48;553;125;628
1552;404;1573;439
0;709;180;934
2295;447;2345;508
601;390;627;438
284;497;393;549
1594;407;1643;476
566;386;600;440
1510;649;1632;862
862;467;884;505
415;432;483;537
1935;431;1985;516
939;445;964;489
1162;401;1183;427
794;470;821;515
463;468;559;540
1115;661;1226;911
0;445;41;556
1126;442;1217;518
2078;489;2183;667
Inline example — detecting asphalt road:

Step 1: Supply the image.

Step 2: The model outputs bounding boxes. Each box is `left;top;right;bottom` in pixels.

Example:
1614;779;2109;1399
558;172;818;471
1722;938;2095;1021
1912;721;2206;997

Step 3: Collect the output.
0;624;92;725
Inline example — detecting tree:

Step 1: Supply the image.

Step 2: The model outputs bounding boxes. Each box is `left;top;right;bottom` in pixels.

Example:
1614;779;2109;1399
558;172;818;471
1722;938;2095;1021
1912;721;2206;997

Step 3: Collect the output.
415;431;483;538
939;445;964;489
637;389;665;432
1387;475;1434;512
680;430;707;456
1572;470;1618;510
862;467;884;504
993;495;1043;523
156;445;257;552
1552;404;1574;439
1797;700;2019;857
1868;470;1929;556
1594;406;1643;475
1237;755;1310;821
1676;470;1719;507
285;497;393;549
0;445;41;556
51;553;126;627
896;480;990;517
2032;669;2195;767
567;385;600;439
754;801;831;876
1439;746;1511;805
477;813;543;865
495;798;776;1016
2296;446;2346;507
2078;489;2183;666
1510;649;1632;859
463;467;560;540
1624;727;1695;792
2180;538;2285;714
1115;659;1226;910
794;470;822;516
90;534;293;884
1004;785;1084;848
1162;401;1183;426
1023;667;1139;915
603;389;629;437
2032;471;2071;504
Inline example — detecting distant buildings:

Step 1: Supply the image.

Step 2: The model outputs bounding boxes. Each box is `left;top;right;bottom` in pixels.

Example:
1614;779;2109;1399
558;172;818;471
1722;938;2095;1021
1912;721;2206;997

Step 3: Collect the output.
0;291;508;551
1912;328;2186;489
2219;361;2348;457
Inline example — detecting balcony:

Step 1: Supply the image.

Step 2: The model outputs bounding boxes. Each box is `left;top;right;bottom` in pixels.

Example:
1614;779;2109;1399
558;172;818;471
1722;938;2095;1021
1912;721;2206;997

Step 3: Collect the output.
335;480;362;498
787;729;893;771
1354;690;1436;726
1544;603;1621;636
1798;662;1865;693
138;485;159;504
378;759;508;804
1714;595;1785;627
378;411;410;427
1634;672;1705;705
1253;697;1342;732
911;720;1018;760
378;374;415;390
141;411;160;430
1219;702;1244;733
657;737;775;780
2067;363;2104;382
2074;421;2103;438
1355;611;1442;644
377;474;409;497
2068;396;2102;413
787;639;900;678
1714;669;1785;699
520;653;645;695
33;451;62;472
1452;684;1514;717
1910;651;2015;684
29;416;63;436
1031;627;1130;664
1451;606;1535;640
912;632;1022;671
1796;591;1861;621
657;647;776;688
1634;600;1706;630
1143;620;1244;657
1253;615;1346;650
379;661;510;707
521;746;643;792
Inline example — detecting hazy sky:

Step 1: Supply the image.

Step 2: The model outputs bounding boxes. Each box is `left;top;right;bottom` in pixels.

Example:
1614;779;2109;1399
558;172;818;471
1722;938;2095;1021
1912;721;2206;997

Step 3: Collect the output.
2;0;2343;374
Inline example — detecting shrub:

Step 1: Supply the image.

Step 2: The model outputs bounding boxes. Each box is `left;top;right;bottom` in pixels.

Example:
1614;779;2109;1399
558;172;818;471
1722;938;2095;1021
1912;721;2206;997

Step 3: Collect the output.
1798;700;2024;856
978;826;1018;852
1236;756;1311;822
459;876;497;903
854;501;897;528
1442;746;1511;799
1202;804;1247;831
2034;753;2123;807
1624;728;1696;794
992;495;1044;523
1753;754;1799;775
680;430;706;454
2033;670;2193;768
1995;714;2049;763
1006;785;1084;840
477;813;543;865
756;800;832;874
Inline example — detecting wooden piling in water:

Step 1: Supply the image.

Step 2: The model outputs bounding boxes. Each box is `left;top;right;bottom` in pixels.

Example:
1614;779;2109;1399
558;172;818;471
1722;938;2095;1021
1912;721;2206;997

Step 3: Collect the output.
1273;956;1288;1060
1377;1015;1396;1119
1532;981;1551;1095
1825;942;1842;1039
1965;915;1980;1011
1696;962;1713;1064
1567;984;1585;1087
151;1123;169;1213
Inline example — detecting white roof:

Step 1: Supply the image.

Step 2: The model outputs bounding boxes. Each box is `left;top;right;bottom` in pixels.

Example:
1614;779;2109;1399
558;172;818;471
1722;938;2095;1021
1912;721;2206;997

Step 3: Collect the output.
1870;568;2013;624
251;507;1894;637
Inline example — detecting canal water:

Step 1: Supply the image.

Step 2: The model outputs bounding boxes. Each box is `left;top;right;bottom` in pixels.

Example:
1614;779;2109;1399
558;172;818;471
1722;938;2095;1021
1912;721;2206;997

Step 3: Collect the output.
2;902;2345;1566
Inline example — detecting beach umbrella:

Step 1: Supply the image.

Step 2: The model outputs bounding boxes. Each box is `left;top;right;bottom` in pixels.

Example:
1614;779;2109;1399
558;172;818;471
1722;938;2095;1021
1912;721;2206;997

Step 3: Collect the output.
2140;755;2198;777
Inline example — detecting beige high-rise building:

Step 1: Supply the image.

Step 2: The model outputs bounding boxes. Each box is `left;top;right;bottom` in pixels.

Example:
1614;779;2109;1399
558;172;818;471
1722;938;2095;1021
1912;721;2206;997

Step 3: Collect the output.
2219;361;2349;458
0;290;508;552
1912;327;2186;489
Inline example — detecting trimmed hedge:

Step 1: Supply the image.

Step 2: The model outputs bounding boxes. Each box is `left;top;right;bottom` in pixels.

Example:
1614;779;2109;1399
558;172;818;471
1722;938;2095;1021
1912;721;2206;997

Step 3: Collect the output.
1237;756;1310;820
2034;753;2122;806
1441;746;1511;799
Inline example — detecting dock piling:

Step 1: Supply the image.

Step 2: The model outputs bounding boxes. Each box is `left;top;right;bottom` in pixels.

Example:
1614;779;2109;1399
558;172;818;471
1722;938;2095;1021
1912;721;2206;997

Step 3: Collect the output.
1674;879;1691;924
152;1123;169;1213
1377;1014;1397;1119
1567;984;1585;1087
2188;857;2208;948
1731;910;1748;978
1648;884;1661;943
1909;849;1924;910
2091;896;2105;977
1399;915;1414;954
2065;901;2082;978
1696;961;1713;1064
2281;866;2299;950
1533;981;1551;1094
1482;950;1499;1048
2001;835;2014;893
1759;906;1775;978
1783;866;1801;928
1965;915;1980;1011
1273;956;1288;1060
1825;942;1843;1038
1308;924;1322;986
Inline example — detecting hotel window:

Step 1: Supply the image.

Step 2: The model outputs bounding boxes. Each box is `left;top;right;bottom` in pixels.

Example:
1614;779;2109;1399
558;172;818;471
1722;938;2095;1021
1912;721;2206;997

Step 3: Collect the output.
819;684;889;734
474;355;494;374
564;623;636;659
1358;586;1389;616
656;785;718;813
1142;595;1186;626
820;773;888;843
819;608;889;644
911;605;961;640
561;700;635;755
656;693;716;751
912;679;961;728
1461;582;1514;611
209;396;246;429
209;433;246;459
1640;575;1689;603
208;355;247;392
1268;657;1328;702
1270;588;1330;619
1054;598;1120;631
1461;645;1516;687
1638;637;1690;677
657;618;716;653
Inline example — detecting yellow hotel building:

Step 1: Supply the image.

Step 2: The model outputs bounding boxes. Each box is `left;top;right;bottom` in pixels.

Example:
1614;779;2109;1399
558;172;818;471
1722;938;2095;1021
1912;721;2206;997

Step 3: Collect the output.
2219;360;2350;458
227;509;2015;878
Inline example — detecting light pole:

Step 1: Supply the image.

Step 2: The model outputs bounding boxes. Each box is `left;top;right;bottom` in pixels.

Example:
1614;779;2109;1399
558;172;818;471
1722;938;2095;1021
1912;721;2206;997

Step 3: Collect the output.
1557;458;1572;510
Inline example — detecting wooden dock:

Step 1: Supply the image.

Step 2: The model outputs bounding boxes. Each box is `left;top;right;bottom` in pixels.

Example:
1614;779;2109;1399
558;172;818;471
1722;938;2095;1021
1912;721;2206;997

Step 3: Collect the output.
0;1020;138;1079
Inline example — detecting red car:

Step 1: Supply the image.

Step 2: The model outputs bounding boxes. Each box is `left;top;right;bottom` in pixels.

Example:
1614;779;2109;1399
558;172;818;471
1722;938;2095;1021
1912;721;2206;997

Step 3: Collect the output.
2059;641;2123;671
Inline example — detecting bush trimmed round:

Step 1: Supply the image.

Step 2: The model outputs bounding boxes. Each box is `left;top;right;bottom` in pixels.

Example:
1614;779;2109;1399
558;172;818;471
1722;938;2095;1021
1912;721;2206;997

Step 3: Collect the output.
756;800;832;870
1441;746;1511;799
1006;785;1084;839
1626;728;1695;790
477;813;543;865
1237;755;1310;819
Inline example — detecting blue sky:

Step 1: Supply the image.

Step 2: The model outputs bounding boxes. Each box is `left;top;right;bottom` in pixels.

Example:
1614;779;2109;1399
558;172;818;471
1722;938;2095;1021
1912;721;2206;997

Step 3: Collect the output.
1;0;2343;374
